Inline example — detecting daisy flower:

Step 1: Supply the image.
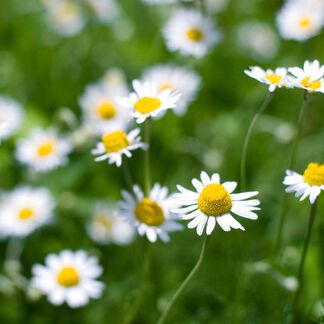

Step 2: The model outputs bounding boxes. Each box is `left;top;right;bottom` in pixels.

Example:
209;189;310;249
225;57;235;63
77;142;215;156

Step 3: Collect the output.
118;184;183;243
173;171;260;236
283;162;324;204
276;0;324;41
0;186;55;238
289;59;324;93
31;250;104;308
15;128;72;172
118;80;180;124
163;8;221;58
85;0;119;23
87;202;135;245
92;128;145;167
142;64;201;116
0;97;24;142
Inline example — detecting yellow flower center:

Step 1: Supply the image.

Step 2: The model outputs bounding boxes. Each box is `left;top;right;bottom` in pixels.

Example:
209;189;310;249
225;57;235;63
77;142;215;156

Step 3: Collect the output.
198;184;232;216
102;130;129;153
300;76;321;91
159;82;174;91
298;17;312;28
57;267;80;287
135;198;164;226
134;97;161;114
58;2;78;21
18;208;34;220
303;163;324;186
96;101;116;120
37;142;55;157
186;28;204;41
264;73;282;84
96;215;113;229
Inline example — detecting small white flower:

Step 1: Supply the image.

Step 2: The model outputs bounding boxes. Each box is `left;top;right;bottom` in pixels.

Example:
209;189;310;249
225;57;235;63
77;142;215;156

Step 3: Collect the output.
118;80;180;123
0;186;55;238
163;8;221;58
85;0;119;23
142;64;201;116
141;0;190;4
31;250;104;308
0;97;24;142
92;128;145;167
173;171;260;236
244;66;290;92
16;128;72;172
87;202;135;245
283;162;324;204
289;59;324;93
276;0;324;41
118;184;183;243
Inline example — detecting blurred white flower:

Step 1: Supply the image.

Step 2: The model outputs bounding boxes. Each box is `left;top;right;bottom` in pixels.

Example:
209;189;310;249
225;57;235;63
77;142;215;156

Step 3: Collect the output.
85;0;119;23
163;8;221;58
16;128;72;172
87;202;135;245
205;0;228;13
0;186;55;238
141;0;190;4
32;250;104;308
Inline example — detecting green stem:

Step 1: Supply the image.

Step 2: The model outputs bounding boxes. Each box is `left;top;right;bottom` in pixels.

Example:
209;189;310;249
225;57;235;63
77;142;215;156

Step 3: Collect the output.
157;235;209;324
240;91;274;190
144;119;152;196
291;200;318;323
121;160;134;192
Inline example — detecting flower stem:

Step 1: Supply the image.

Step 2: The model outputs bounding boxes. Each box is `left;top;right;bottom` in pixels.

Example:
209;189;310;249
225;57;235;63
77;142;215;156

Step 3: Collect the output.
144;119;152;197
240;91;274;190
291;200;318;323
157;235;209;324
121;160;134;192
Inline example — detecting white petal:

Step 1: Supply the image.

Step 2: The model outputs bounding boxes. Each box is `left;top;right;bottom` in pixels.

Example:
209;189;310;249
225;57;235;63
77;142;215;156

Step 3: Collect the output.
206;217;216;235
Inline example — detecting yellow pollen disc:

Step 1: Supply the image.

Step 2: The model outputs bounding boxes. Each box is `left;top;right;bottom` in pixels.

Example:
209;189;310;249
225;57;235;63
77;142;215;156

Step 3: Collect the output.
57;267;80;287
198;184;232;216
134;97;161;114
37;142;55;157
58;3;77;21
298;18;312;28
264;73;282;84
186;28;204;41
303;162;324;186
96;101;116;120
300;76;321;91
96;215;113;229
102;130;130;153
135;198;164;226
159;82;174;91
18;208;34;220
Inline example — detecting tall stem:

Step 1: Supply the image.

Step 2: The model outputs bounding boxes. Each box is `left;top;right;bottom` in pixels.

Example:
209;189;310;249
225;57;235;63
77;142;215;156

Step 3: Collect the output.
157;235;209;324
240;91;274;190
121;160;134;192
144;119;152;196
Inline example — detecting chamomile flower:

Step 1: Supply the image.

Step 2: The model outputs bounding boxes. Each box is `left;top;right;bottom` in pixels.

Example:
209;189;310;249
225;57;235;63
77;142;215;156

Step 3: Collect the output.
289;60;324;93
283;163;324;204
87;202;135;245
118;80;180;123
0;97;24;142
85;0;119;23
31;250;104;308
173;171;260;236
163;8;221;58
92;128;145;167
276;0;324;41
244;66;290;92
15;128;72;172
118;184;183;243
142;64;201;115
0;186;55;238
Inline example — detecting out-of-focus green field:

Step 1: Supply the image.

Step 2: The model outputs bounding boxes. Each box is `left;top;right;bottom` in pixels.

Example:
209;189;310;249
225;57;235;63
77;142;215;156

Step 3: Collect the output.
0;0;323;323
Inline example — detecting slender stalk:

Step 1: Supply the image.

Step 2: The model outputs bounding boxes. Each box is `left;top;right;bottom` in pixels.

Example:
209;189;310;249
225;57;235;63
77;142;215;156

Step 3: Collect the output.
157;235;209;324
291;200;318;323
121;160;134;192
144;119;152;196
240;91;274;190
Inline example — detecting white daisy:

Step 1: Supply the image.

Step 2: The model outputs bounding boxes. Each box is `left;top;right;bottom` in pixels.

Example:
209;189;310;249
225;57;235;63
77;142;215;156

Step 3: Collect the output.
118;80;180;124
173;171;260;236
15;128;72;172
0;186;55;238
283;162;324;204
163;8;221;58
288;59;324;93
31;250;104;308
85;0;119;23
276;0;324;41
87;202;135;245
244;66;290;92
142;64;201;116
92;128;145;167
118;184;183;243
0;97;24;142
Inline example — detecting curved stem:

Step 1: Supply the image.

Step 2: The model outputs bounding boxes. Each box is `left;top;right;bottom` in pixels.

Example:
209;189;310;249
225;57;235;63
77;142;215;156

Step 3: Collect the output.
240;91;274;190
157;235;209;324
144;119;152;196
